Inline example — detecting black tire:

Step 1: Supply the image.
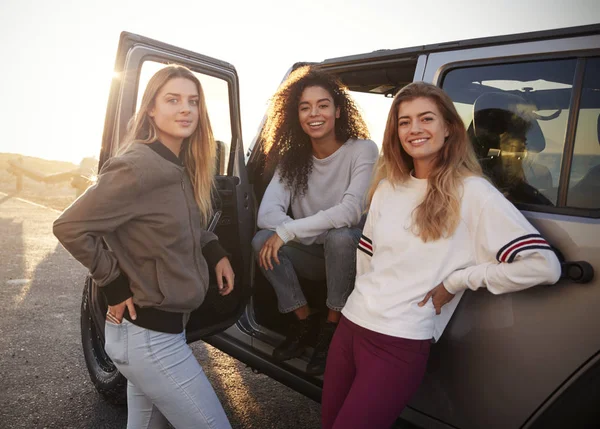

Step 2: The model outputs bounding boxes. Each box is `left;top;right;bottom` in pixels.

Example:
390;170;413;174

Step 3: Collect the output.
80;278;127;405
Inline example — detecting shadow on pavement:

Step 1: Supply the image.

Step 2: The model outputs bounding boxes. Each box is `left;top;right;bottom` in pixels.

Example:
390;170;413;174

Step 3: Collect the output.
0;204;128;428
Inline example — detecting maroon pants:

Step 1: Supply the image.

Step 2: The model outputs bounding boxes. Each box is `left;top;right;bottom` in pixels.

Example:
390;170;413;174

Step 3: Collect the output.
321;316;431;429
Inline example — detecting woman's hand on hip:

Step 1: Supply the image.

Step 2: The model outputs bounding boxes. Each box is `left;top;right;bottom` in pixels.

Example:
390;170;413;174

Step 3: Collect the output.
107;297;137;324
418;283;455;315
216;257;235;296
259;234;284;271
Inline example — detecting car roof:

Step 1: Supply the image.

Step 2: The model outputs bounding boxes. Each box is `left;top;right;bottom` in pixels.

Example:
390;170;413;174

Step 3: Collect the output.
321;24;600;66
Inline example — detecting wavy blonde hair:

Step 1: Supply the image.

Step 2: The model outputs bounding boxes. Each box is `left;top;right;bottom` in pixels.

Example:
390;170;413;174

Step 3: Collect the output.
118;65;216;226
367;82;483;242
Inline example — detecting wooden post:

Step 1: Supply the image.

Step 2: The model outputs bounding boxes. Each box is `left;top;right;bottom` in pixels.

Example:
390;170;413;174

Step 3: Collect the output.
16;173;23;193
15;157;24;193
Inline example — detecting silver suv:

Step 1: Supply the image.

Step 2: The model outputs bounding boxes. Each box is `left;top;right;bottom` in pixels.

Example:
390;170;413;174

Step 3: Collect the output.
80;24;600;429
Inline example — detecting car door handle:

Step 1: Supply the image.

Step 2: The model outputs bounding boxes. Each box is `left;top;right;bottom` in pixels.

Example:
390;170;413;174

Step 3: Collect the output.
561;261;594;283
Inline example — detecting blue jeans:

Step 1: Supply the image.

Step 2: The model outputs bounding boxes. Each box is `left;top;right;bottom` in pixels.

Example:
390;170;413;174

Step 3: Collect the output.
104;318;232;429
251;227;362;313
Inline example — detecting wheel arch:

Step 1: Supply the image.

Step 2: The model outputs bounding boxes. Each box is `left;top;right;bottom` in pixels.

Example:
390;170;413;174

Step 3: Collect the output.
524;351;600;429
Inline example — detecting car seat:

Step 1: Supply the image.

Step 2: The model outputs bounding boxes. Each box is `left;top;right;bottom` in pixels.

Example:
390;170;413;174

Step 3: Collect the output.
467;92;554;205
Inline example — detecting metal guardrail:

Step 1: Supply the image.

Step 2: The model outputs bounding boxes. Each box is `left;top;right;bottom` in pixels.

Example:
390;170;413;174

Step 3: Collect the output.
6;157;96;197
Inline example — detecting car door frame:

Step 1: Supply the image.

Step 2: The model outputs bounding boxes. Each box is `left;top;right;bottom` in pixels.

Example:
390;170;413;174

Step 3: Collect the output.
89;31;255;342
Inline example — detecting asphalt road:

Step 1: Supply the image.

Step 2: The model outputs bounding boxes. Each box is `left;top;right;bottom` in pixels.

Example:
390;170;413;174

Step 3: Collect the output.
0;192;321;429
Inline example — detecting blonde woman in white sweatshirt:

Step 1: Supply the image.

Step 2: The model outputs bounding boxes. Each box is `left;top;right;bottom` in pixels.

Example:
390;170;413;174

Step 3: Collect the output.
321;82;561;429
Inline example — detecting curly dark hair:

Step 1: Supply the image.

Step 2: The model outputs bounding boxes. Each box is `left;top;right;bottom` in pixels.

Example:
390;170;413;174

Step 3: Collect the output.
261;65;370;199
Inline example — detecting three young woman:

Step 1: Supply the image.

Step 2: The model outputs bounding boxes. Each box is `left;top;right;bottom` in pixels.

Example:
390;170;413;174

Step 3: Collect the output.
54;61;560;428
252;66;378;375
54;65;233;429
320;82;562;429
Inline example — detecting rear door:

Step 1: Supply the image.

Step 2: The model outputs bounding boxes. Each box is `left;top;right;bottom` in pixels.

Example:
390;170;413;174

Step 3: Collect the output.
98;32;255;341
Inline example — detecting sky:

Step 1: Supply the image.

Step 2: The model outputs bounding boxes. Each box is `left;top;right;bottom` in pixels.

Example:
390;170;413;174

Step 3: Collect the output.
1;0;599;164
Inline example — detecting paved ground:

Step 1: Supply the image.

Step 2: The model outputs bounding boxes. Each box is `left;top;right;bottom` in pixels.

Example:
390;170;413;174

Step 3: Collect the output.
0;192;321;429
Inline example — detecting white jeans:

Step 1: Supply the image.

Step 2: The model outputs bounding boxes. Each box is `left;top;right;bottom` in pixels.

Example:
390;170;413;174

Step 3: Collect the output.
104;318;232;429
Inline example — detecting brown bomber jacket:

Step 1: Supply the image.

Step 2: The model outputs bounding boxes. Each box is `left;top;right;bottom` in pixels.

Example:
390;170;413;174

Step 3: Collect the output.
53;142;228;333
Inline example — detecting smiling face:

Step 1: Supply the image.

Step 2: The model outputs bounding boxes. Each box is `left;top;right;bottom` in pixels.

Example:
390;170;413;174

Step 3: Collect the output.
298;85;340;144
397;96;449;177
149;77;199;148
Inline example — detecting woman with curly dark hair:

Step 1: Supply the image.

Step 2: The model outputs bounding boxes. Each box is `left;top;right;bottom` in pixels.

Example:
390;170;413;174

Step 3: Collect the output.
251;65;378;375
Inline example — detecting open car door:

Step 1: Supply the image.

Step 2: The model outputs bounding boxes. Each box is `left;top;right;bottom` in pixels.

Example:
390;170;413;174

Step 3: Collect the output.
81;32;255;403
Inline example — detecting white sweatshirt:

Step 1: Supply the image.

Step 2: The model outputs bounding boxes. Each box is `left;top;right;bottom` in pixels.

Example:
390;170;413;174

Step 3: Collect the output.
342;175;561;342
257;138;379;245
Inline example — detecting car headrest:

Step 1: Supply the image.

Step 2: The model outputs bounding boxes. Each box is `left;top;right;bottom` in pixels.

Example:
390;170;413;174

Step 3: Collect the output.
472;92;546;154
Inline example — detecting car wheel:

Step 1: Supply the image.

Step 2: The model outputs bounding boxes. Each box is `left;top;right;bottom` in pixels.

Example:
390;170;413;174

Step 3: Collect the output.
80;278;127;405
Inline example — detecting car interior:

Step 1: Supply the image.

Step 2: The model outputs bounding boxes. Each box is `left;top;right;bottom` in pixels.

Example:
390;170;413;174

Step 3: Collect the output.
468;91;555;206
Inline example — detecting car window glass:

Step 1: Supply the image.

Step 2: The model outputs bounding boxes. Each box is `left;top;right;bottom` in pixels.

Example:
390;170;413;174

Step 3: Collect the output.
137;61;232;175
567;57;600;209
442;59;578;207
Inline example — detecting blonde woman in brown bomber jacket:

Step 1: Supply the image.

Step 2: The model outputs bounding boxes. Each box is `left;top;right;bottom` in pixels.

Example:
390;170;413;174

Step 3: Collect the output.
53;65;234;429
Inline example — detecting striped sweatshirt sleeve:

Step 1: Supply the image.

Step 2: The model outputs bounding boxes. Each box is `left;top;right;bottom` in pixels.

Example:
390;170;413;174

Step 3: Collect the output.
356;182;382;277
443;190;561;295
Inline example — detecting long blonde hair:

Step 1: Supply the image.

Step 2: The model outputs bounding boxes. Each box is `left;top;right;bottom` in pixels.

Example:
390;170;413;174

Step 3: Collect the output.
367;82;482;242
119;65;216;226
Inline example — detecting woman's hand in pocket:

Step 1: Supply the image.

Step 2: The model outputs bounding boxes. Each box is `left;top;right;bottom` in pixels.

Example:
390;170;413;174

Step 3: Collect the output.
107;297;137;323
216;257;235;296
418;283;455;315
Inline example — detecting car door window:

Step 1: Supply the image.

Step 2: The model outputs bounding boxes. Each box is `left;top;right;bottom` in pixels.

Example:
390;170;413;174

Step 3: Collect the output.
112;54;253;338
137;60;232;175
567;57;600;209
442;59;578;206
